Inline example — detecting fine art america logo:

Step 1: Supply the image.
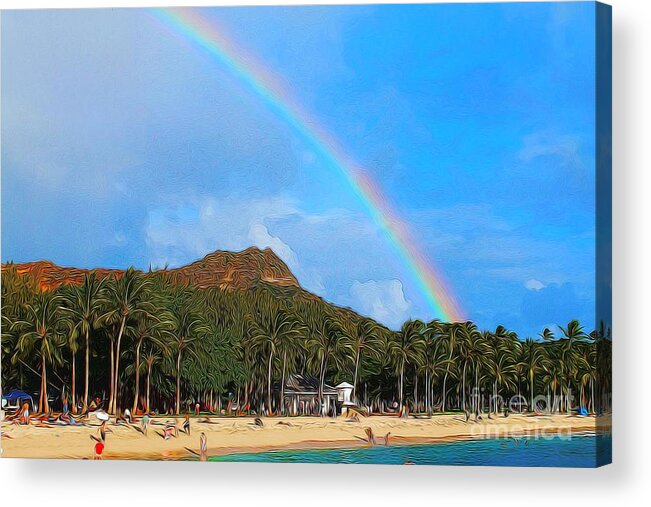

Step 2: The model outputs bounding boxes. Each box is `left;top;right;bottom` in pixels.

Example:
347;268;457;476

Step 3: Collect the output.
467;389;590;440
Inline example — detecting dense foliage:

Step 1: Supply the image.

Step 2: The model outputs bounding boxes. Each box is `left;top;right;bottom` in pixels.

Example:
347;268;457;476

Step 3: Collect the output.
1;265;611;416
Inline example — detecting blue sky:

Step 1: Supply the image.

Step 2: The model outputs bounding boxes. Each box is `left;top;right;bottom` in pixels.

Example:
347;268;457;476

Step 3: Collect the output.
2;3;598;336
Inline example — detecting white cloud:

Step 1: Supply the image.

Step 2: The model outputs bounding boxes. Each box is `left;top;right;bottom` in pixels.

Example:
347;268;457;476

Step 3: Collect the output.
248;222;324;294
144;194;324;294
518;132;582;169
145;195;293;262
525;279;545;291
349;279;411;329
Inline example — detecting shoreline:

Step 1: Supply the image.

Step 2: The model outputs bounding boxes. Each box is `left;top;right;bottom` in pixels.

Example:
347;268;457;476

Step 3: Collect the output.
1;413;611;461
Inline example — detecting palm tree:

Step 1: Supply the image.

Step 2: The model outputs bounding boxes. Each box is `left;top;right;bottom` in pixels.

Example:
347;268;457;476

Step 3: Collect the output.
61;273;107;412
559;320;587;345
522;338;548;412
420;321;450;415
472;332;492;416
63;317;80;413
249;306;300;415
542;359;562;413
12;292;66;413
440;322;458;412
142;345;165;414
306;315;346;416
278;317;304;415
558;320;588;412
486;349;517;414
169;292;206;414
102;268;153;414
130;311;172;413
456;322;481;413
388;320;426;415
540;327;555;341
487;326;519;413
578;344;597;413
344;319;381;403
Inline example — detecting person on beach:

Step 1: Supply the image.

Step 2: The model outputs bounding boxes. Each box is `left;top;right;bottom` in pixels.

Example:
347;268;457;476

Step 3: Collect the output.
94;441;104;460
199;432;207;461
164;420;176;440
9;402;31;425
58;412;75;425
124;408;132;424
141;414;150;435
35;411;57;427
62;395;69;415
88;396;101;412
20;402;30;424
116;410;130;425
183;413;191;435
98;420;107;442
90;419;108;446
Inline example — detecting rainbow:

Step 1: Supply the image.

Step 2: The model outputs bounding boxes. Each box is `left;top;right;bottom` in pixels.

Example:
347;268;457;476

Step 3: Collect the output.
150;7;464;322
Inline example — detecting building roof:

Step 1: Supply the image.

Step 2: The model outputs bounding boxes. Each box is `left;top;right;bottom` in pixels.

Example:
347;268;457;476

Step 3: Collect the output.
275;374;336;395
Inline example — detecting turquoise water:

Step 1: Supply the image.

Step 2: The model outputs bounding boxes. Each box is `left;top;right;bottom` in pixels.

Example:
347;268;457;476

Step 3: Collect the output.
210;433;611;467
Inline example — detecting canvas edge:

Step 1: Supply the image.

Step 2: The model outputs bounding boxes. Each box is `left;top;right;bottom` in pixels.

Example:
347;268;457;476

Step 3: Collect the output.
595;0;612;468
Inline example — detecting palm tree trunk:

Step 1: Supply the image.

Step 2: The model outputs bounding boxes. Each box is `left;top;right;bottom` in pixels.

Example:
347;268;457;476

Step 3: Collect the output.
71;350;77;414
441;335;455;412
353;348;361;403
318;355;326;416
175;349;182;414
110;315;127;414
132;341;142;414
146;362;152;414
493;380;498;414
83;328;90;412
41;351;49;413
441;369;449;412
280;349;287;416
267;348;274;416
530;372;535;413
425;370;430;415
475;365;480;415
399;360;405;414
461;362;467;412
243;381;249;412
108;337;115;412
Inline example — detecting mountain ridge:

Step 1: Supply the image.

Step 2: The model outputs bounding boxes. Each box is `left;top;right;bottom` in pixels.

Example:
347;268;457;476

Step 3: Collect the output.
2;247;301;292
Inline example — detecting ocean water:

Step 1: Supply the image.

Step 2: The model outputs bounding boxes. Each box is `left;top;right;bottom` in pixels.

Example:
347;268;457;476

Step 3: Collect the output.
210;433;611;467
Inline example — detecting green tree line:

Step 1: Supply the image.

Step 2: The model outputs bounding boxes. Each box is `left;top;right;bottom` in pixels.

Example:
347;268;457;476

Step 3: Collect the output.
1;265;611;416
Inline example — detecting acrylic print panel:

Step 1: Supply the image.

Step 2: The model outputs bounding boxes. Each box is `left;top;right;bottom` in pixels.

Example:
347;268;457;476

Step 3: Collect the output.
0;2;611;466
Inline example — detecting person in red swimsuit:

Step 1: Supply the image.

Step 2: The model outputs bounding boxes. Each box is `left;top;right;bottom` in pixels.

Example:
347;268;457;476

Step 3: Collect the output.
94;441;104;460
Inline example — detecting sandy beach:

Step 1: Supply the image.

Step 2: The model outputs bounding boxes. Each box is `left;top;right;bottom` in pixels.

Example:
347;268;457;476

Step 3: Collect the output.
1;413;610;461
